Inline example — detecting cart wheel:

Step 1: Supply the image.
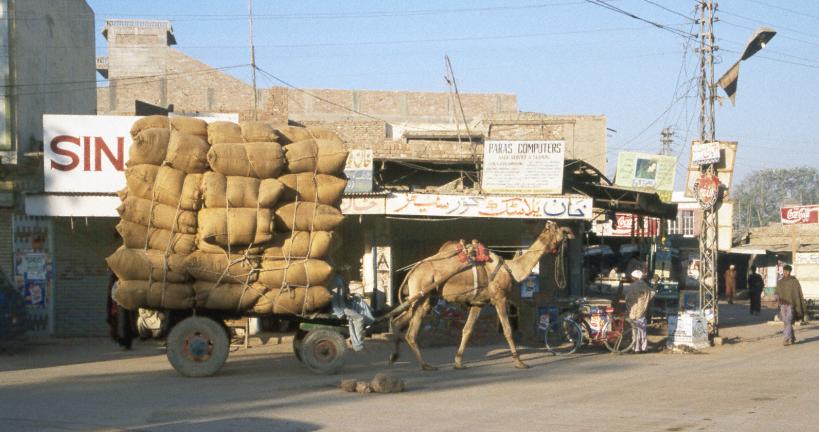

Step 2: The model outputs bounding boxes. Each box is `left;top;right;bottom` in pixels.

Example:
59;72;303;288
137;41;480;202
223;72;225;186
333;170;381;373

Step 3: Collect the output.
603;318;635;354
292;329;307;363
544;318;583;355
166;316;229;377
299;328;347;375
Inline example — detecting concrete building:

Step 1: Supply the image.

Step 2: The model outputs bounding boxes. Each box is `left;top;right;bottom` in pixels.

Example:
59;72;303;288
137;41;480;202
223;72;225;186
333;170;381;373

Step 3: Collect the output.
0;0;97;336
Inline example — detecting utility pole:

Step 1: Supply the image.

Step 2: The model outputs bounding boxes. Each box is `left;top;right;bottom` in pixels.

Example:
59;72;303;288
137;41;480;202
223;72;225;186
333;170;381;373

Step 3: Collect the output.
696;0;719;335
249;0;258;120
660;127;674;156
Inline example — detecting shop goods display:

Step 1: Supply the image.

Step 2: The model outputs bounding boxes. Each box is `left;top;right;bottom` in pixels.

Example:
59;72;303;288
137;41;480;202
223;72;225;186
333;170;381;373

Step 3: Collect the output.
108;116;348;317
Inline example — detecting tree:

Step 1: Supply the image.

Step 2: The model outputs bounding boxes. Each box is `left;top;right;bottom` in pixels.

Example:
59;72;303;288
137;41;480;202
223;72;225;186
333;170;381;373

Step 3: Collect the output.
732;167;819;230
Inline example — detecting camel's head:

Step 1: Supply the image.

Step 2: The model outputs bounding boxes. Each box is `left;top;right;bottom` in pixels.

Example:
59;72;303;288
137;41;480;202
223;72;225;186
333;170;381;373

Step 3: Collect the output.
539;221;575;251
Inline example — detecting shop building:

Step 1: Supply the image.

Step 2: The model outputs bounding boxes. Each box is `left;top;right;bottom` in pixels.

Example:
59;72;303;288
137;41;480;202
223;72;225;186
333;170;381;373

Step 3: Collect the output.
0;0;96;336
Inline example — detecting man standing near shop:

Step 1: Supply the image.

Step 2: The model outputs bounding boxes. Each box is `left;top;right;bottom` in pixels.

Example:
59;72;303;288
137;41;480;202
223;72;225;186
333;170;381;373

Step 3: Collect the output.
724;264;737;304
747;266;764;316
774;265;807;346
626;269;654;353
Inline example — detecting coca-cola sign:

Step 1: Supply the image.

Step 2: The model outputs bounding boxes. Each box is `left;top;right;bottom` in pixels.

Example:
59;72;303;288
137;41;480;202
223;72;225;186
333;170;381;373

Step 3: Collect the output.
780;205;819;225
596;213;661;237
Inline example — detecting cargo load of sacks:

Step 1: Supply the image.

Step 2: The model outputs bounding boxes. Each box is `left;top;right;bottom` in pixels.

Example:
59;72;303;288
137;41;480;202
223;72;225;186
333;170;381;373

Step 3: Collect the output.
107;116;348;316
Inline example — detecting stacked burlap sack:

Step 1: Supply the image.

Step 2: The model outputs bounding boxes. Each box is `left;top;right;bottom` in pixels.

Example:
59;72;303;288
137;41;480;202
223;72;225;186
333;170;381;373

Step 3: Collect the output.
188;120;283;312
107;116;350;317
108;116;210;310
252;125;348;315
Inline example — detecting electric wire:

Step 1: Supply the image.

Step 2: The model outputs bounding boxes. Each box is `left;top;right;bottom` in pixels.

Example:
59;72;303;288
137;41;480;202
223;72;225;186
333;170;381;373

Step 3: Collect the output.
583;0;696;41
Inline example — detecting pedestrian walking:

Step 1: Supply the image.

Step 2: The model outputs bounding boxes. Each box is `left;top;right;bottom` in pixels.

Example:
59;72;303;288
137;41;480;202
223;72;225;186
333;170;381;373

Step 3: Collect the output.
724;264;737;304
747;266;764;316
626;269;654;353
774;265;807;346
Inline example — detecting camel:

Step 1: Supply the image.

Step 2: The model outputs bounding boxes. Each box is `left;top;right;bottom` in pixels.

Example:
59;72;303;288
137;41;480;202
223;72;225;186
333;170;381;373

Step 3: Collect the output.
389;221;574;370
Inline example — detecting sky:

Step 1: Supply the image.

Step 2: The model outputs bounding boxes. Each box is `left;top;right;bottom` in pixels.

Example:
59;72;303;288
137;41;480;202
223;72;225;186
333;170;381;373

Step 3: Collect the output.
87;0;819;189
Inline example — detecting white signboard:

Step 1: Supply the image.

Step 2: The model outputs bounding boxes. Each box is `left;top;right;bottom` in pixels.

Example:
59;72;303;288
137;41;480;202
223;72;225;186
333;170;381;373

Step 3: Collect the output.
43;114;238;193
44;115;137;193
482;140;565;194
385;193;592;220
691;141;721;165
796;253;819;265
340;196;386;215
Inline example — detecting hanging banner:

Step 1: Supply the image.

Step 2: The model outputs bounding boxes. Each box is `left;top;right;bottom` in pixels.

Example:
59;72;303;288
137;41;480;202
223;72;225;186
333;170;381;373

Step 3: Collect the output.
482;140;565;194
780;205;819;225
386;193;592;220
614;151;676;202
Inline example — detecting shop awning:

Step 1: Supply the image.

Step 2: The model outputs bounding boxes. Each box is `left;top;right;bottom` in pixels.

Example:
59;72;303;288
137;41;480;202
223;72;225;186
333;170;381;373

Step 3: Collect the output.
25;193;119;217
728;244;782;255
563;160;678;219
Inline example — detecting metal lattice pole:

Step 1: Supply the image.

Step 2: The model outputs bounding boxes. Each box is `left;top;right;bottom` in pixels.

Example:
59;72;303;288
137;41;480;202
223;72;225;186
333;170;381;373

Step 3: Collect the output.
697;0;719;335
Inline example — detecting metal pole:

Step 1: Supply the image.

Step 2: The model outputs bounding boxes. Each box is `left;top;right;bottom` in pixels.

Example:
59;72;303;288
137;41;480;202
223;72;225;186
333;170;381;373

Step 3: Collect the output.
249;0;258;120
697;0;719;336
660;127;673;156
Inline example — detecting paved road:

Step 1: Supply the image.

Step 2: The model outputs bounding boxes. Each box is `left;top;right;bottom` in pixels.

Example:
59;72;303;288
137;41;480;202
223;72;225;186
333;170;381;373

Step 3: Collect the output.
1;303;817;432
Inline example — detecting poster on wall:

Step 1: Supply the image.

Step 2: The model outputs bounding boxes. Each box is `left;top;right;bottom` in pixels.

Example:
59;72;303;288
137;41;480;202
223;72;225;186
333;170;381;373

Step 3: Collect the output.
685;141;737;198
344;149;374;193
614;151;676;201
482;140;565;194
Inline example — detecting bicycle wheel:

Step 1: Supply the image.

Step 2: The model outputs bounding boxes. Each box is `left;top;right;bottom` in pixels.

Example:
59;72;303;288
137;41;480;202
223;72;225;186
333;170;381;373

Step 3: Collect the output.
603;318;635;353
544;318;583;355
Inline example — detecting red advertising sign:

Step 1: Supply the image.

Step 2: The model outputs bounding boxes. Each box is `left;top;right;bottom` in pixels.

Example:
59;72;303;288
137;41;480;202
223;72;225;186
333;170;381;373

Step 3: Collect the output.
694;174;721;209
780;205;819;225
597;213;661;237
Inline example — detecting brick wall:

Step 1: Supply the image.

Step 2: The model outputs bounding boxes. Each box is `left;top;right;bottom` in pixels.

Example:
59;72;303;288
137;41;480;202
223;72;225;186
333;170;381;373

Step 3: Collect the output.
299;119;386;150
53;218;119;337
97;45;517;125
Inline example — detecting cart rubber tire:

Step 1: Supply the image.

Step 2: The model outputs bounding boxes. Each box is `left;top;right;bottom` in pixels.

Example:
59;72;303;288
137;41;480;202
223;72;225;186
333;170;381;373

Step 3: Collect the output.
299;328;346;374
293;329;307;363
544;318;583;355
166;316;230;377
603;318;635;354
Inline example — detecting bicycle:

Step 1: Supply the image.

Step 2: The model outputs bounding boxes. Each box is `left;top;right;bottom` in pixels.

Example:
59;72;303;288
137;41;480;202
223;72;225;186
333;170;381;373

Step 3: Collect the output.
542;298;635;355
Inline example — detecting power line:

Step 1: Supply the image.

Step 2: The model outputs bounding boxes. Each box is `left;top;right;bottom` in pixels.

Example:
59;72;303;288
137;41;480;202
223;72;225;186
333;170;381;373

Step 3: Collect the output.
583;0;696;41
638;0;695;21
87;2;590;21
154;25;692;50
721;47;819;70
0;64;250;98
0;64;249;90
255;65;442;132
737;0;819;22
721;11;819;40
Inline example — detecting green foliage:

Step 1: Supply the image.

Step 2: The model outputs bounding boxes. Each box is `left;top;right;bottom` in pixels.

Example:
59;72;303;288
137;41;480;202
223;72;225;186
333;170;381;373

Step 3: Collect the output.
733;167;819;229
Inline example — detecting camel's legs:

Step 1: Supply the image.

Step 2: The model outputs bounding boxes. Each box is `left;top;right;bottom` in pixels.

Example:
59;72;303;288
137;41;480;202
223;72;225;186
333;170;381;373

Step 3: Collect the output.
493;297;529;369
454;305;483;369
404;297;437;371
388;309;413;365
